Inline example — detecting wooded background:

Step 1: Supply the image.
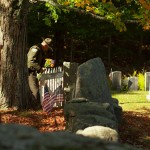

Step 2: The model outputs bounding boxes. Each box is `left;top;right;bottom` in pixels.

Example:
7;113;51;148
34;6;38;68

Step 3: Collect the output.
27;1;150;74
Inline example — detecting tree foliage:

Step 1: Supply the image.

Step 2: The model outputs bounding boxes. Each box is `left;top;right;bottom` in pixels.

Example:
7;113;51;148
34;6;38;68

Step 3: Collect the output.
39;0;150;31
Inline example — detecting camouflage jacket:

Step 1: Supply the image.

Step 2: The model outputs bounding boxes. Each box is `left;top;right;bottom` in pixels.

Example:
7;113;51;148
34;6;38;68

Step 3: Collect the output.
27;45;46;72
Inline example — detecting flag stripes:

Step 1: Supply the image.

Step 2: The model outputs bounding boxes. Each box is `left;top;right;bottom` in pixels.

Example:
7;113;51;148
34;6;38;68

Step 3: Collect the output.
42;93;57;115
42;84;64;115
56;94;64;102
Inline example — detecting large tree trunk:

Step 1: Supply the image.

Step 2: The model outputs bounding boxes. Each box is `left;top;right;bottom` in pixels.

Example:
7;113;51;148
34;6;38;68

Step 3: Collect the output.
0;0;31;109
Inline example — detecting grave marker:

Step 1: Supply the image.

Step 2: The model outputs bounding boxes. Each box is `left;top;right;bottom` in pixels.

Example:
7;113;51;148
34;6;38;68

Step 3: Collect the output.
145;72;150;91
111;71;121;91
128;77;138;91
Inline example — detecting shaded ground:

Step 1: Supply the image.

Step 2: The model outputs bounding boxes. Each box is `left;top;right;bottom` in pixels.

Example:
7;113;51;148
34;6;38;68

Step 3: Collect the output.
0;108;150;150
119;111;150;150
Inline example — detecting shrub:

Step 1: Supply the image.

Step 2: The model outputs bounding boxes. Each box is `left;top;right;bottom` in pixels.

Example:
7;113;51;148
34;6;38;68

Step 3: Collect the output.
137;71;145;91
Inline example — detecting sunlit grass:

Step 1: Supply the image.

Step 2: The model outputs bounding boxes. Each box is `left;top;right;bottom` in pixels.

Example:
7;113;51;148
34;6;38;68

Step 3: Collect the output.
111;91;150;112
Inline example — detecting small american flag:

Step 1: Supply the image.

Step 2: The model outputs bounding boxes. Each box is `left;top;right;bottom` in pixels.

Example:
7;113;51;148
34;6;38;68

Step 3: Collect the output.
56;94;64;103
54;93;64;107
56;84;64;104
42;83;57;115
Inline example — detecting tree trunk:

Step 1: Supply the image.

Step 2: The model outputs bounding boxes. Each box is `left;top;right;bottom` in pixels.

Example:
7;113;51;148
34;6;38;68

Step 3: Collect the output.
54;27;64;66
0;0;32;109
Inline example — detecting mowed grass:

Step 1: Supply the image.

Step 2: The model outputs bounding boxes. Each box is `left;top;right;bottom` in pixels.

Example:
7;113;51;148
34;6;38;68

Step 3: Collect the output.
111;91;150;149
111;90;150;113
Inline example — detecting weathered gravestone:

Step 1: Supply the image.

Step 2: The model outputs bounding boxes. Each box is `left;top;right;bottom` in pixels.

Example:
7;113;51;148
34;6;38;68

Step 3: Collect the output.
111;71;122;91
64;57;123;141
75;57;112;104
128;77;138;91
145;72;150;91
63;62;79;102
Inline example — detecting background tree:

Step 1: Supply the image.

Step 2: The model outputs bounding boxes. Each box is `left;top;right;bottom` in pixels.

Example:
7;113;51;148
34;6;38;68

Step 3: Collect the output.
0;0;31;109
27;1;150;72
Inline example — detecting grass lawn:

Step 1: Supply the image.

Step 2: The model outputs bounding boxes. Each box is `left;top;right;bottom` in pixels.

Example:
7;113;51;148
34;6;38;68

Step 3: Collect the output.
111;91;150;112
111;90;150;150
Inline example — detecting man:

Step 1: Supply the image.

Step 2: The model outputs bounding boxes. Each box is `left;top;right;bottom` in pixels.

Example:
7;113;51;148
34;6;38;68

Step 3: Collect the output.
27;38;53;109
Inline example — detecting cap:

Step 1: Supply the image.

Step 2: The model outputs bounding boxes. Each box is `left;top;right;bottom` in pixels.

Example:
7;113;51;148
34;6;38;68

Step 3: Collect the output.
44;38;52;47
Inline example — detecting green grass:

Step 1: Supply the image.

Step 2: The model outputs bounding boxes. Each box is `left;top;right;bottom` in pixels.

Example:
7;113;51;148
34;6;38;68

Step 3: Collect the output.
111;91;150;112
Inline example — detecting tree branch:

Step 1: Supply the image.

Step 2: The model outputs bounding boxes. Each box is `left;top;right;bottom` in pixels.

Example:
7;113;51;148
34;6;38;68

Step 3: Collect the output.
31;0;138;24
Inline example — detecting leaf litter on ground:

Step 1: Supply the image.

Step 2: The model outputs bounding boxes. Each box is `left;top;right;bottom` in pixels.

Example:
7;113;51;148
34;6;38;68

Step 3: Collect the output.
0;108;150;149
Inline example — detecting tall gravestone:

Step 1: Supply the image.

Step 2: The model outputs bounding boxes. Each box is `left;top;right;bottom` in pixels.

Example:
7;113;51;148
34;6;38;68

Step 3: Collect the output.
111;71;122;91
75;57;112;104
64;57;123;134
63;62;78;101
145;72;150;91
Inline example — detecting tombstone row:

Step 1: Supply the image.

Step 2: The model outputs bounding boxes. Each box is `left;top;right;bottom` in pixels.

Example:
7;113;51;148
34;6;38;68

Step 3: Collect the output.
110;71;150;91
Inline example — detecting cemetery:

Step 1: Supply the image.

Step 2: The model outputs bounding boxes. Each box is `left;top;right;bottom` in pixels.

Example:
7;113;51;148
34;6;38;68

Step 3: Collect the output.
110;71;150;92
1;57;150;150
0;1;150;150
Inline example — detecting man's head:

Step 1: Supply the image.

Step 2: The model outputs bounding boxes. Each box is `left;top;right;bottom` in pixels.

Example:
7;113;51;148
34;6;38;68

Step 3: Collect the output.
41;38;52;51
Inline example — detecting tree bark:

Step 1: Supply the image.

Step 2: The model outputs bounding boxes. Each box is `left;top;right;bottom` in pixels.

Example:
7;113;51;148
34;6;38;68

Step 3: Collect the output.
54;27;64;66
0;0;31;109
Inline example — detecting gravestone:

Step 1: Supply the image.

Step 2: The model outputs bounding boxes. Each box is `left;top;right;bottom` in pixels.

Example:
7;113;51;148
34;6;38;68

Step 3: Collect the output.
111;71;122;91
128;77;138;91
145;72;150;91
63;62;78;101
64;58;123;140
75;57;112;104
